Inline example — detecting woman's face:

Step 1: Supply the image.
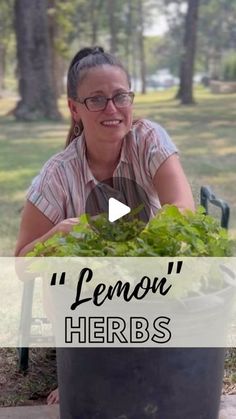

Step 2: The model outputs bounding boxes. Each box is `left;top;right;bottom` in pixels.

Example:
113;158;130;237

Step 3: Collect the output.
70;65;133;146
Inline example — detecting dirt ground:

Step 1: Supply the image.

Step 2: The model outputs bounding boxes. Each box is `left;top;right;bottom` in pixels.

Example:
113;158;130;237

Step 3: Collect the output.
224;350;236;395
0;348;236;407
0;348;57;407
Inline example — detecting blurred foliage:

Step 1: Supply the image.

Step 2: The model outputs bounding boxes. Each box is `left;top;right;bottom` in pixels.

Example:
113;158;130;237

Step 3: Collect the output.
152;0;236;77
2;0;236;92
0;0;14;46
197;0;236;77
0;0;15;90
222;52;236;81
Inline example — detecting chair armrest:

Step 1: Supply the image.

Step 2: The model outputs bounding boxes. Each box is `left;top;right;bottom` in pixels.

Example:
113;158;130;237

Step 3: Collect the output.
200;185;230;229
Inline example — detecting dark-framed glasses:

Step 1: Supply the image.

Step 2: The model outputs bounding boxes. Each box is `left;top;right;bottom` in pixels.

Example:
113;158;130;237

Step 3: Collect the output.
76;91;135;112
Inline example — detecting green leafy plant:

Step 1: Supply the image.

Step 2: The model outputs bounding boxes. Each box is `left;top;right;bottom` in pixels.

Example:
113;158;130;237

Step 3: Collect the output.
27;205;236;300
28;206;234;257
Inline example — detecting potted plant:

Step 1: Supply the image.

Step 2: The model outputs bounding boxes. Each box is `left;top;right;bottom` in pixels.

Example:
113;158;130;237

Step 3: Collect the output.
28;206;236;418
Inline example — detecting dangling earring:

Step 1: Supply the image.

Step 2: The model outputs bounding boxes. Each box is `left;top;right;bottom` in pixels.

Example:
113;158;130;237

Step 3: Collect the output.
74;123;81;137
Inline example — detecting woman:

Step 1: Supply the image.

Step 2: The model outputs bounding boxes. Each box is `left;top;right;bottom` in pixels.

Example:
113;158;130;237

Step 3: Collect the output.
15;46;194;405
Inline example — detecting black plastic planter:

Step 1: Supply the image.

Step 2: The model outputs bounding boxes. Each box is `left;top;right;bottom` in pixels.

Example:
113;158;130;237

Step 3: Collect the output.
57;347;225;419
55;187;230;418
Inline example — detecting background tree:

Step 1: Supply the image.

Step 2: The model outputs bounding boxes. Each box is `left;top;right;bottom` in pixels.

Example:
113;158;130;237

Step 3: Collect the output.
0;0;14;95
176;0;200;104
14;0;61;120
197;0;236;79
89;0;105;44
8;0;235;110
107;0;118;53
48;0;65;99
153;0;185;73
47;0;83;98
157;0;236;98
137;0;147;93
119;0;158;93
71;0;107;48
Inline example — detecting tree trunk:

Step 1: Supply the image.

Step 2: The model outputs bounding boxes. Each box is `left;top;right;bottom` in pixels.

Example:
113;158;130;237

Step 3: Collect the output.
14;0;61;120
48;0;65;99
137;0;146;94
107;0;117;54
90;0;98;45
176;0;200;104
0;43;6;95
124;0;132;76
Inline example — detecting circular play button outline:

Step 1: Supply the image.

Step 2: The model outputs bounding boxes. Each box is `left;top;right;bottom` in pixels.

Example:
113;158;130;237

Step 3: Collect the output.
85;177;151;242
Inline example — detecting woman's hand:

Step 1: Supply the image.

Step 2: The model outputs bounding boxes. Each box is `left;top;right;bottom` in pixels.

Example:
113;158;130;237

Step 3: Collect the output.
50;218;80;236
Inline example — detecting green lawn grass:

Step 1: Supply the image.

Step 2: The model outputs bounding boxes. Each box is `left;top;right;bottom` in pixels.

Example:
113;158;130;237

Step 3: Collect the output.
0;88;235;256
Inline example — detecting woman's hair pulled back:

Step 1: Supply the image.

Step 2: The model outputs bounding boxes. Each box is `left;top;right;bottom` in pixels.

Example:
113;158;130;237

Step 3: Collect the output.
66;46;131;147
67;46;131;100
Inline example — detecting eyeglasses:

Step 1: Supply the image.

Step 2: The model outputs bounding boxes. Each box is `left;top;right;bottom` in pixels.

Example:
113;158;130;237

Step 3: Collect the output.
76;91;135;112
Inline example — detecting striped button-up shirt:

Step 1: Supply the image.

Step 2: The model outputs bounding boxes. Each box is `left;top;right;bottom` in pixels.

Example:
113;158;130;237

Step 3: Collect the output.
27;119;178;224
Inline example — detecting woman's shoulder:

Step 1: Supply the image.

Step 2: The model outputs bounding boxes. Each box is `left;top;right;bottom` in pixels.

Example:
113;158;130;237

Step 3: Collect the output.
131;118;171;144
132;118;154;131
40;138;81;177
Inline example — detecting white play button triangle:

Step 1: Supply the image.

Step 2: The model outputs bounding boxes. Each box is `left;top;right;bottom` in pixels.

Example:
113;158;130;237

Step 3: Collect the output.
108;197;131;222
